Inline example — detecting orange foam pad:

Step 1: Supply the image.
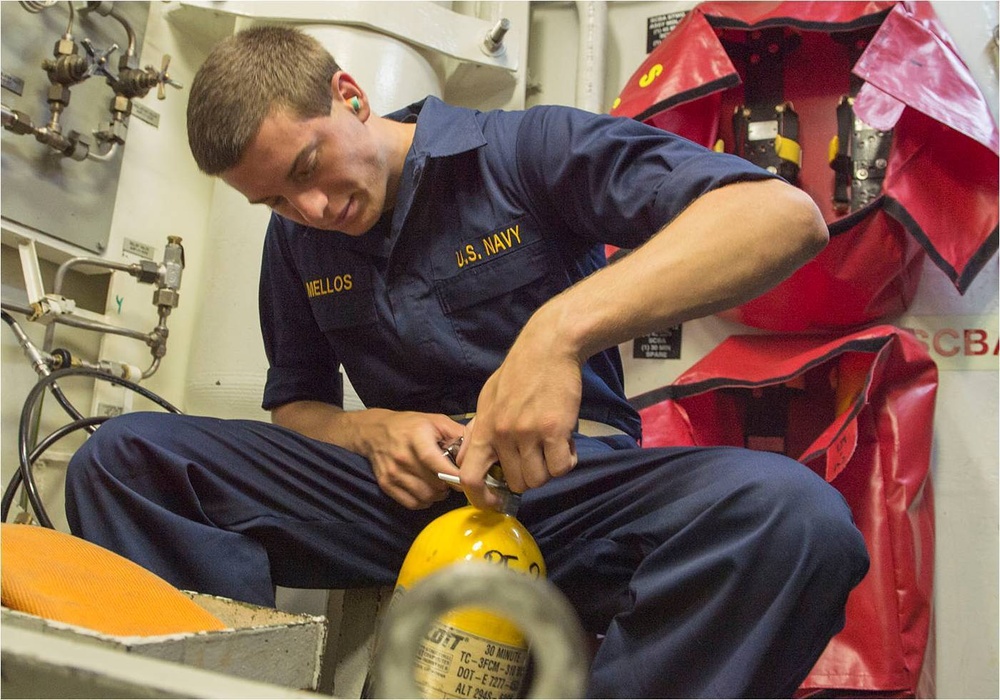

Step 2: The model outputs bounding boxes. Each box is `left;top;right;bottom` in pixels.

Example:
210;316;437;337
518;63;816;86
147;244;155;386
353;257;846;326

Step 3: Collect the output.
1;523;226;636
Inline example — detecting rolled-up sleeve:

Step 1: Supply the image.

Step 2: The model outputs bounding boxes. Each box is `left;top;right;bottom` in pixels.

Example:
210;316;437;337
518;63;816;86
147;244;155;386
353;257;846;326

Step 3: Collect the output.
259;215;344;411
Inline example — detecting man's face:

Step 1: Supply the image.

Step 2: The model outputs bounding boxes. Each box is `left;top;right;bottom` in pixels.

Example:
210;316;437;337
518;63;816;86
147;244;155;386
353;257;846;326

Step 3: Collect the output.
221;103;389;235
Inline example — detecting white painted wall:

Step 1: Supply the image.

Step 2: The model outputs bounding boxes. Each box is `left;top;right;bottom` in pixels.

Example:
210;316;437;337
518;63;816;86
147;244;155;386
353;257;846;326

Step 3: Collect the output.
1;1;996;697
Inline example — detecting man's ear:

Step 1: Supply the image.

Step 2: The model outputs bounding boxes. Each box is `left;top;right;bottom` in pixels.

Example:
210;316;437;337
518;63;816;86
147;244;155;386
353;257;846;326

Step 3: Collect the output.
332;70;369;119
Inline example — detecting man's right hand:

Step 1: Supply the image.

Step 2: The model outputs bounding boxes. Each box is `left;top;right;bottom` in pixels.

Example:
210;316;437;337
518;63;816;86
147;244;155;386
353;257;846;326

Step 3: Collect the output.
271;401;464;509
356;409;466;509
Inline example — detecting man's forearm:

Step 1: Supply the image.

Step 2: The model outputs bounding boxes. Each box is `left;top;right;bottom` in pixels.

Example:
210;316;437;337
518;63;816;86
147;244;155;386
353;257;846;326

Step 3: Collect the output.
271;401;465;468
272;401;394;455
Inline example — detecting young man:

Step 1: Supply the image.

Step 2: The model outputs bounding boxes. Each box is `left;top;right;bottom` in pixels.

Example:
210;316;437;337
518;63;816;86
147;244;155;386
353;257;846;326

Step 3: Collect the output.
67;26;868;697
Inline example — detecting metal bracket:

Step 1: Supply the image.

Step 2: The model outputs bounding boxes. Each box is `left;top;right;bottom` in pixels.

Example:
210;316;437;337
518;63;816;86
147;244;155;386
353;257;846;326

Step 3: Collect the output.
174;0;519;72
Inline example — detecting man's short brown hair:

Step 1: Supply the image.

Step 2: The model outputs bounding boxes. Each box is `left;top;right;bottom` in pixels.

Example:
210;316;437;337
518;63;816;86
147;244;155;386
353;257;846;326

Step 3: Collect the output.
186;25;340;174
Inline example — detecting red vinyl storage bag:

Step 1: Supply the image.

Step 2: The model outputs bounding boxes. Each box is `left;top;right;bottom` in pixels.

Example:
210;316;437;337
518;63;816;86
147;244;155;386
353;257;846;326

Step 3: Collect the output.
631;325;938;695
610;1;999;332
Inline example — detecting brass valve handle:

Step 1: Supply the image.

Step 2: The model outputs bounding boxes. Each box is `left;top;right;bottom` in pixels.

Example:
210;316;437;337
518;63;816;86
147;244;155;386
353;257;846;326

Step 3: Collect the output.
151;54;183;101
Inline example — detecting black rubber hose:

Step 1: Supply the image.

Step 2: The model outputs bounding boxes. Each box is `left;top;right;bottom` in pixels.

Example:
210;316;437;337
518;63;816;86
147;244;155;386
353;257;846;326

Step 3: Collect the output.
17;367;182;528
1;415;111;522
48;382;90;427
1;311;90;429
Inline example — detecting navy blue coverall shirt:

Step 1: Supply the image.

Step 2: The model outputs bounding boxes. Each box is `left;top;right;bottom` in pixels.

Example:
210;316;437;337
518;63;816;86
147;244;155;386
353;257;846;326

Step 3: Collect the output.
261;96;770;433
67;97;869;698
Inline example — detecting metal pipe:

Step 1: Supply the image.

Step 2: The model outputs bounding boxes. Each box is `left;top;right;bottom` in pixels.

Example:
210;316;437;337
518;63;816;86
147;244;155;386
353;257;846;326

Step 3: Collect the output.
44;312;153;343
3;104;89;160
149;307;171;360
1;104;32;133
18;1;59;13
19;1;77;36
108;6;137;63
45;255;141;351
87;140;118;161
3;300;154;344
52;256;138;296
2;300;37;318
82;2;136;64
141;356;161;380
62;0;75;39
1;310;51;378
34;124;89;159
575;1;608;113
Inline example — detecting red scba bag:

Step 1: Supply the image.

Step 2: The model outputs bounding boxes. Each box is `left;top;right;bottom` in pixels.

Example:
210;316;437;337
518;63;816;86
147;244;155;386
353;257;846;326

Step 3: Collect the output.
632;325;938;696
611;1;998;331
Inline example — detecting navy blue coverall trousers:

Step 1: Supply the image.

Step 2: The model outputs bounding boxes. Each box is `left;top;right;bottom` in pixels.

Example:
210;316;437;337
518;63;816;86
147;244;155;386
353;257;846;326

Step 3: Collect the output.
66;411;868;698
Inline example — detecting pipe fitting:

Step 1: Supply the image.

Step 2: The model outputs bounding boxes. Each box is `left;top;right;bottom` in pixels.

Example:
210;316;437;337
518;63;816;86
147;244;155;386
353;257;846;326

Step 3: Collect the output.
52;37;77;58
2;105;36;136
42;54;90;86
33;126;89;161
45;82;72;106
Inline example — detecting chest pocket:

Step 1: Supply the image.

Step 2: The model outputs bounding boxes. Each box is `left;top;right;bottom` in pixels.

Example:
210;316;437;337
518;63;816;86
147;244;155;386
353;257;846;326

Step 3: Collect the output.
435;237;553;314
306;262;377;331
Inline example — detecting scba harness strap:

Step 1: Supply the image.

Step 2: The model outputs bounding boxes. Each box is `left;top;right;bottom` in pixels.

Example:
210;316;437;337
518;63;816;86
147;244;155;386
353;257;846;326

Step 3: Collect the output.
727;28;803;185
829;28;894;214
724;24;893;213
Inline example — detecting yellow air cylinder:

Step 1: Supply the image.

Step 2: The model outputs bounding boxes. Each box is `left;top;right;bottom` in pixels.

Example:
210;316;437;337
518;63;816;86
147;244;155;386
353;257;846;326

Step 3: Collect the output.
390;466;545;698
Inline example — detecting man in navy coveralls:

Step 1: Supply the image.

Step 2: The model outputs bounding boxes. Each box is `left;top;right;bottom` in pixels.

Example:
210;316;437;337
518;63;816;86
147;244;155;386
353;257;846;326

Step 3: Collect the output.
67;26;868;698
